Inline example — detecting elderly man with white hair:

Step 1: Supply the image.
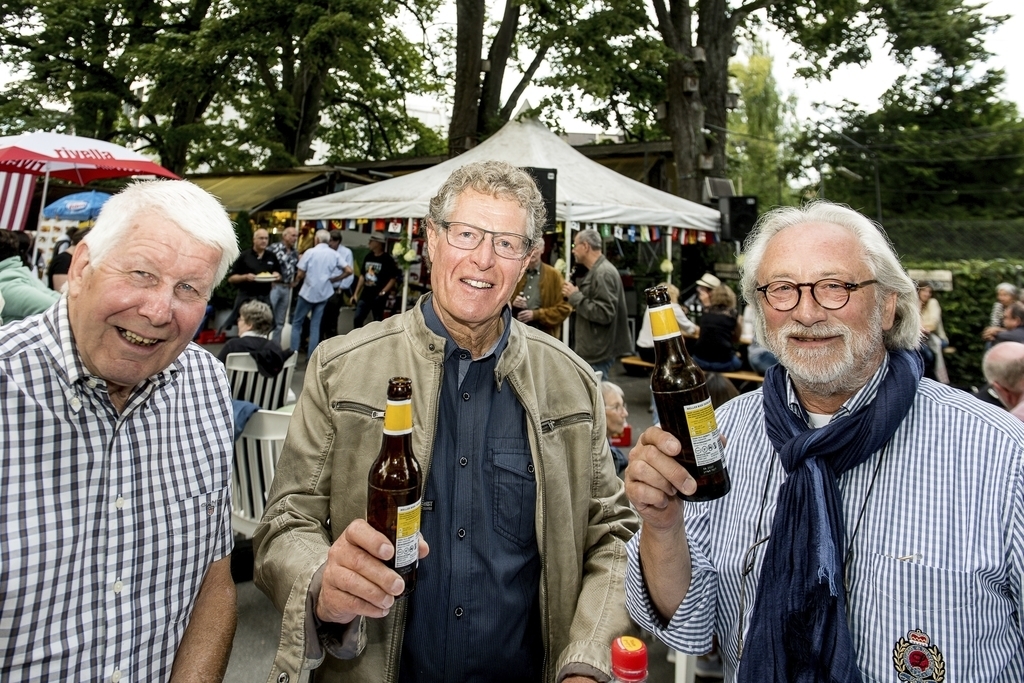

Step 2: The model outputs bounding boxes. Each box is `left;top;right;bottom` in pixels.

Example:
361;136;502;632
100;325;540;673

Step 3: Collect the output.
0;181;240;680
624;201;1024;682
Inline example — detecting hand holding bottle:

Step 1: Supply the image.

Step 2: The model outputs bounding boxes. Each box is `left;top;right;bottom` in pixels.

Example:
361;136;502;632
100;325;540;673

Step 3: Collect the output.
315;518;430;624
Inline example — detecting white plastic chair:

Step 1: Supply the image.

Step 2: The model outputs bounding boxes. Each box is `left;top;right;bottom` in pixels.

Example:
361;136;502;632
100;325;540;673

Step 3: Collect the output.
225;351;297;411
232;409;292;538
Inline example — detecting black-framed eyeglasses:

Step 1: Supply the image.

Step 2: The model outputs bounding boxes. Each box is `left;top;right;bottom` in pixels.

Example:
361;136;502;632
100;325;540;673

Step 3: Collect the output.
438;220;533;260
755;279;878;312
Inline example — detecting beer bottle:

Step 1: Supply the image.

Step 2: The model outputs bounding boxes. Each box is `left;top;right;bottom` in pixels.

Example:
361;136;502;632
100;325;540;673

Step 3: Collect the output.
644;285;731;501
367;377;423;597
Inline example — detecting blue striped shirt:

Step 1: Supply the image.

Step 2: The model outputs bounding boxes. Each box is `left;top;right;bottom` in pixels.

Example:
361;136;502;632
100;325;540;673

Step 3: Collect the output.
626;355;1024;681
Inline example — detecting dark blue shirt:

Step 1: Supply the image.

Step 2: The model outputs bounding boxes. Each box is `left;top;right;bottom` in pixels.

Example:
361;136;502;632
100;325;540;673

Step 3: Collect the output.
398;298;543;683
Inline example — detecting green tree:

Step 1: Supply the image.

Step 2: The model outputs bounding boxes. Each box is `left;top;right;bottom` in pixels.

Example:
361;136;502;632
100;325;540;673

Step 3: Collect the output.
726;41;800;207
544;0;1004;201
0;0;443;172
813;66;1024;221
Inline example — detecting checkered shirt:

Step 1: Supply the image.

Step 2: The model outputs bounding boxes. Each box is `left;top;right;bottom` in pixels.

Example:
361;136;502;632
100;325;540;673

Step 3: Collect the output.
0;298;234;682
626;356;1024;681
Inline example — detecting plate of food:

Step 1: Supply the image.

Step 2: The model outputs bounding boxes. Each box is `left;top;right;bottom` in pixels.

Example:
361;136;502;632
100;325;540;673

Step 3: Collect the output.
253;272;277;282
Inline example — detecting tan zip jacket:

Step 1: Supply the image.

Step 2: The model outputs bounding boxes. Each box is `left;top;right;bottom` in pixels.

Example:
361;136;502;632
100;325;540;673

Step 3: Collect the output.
254;299;639;683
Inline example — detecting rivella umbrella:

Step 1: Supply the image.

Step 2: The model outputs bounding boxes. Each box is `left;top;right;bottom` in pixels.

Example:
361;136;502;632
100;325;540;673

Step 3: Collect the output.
43;190;112;221
0;131;179;269
0;131;179;183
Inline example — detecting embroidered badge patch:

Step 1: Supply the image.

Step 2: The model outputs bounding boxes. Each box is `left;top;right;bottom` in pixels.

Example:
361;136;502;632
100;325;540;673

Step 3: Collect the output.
892;629;946;682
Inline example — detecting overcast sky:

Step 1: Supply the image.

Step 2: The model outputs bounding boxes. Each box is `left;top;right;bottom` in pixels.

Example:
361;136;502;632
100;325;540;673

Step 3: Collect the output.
763;0;1022;122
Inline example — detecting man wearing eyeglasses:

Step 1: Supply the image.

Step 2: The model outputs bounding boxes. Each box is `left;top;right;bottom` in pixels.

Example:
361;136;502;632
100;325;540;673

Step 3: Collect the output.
624;201;1024;682
255;160;639;683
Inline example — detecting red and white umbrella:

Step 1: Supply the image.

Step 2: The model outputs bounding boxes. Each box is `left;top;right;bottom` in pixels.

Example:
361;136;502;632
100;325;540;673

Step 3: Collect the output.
0;131;179;183
0;131;180;270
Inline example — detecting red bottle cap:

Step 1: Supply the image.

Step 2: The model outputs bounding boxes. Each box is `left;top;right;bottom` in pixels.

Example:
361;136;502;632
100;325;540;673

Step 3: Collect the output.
611;636;648;682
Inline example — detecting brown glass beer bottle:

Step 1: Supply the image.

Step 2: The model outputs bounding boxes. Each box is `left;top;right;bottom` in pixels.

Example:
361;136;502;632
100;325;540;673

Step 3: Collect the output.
644;285;731;501
367;377;423;597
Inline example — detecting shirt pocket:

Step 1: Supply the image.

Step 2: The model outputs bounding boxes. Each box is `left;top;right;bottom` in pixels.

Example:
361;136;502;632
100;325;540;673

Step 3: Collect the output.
491;447;537;547
863;553;980;682
166;491;227;623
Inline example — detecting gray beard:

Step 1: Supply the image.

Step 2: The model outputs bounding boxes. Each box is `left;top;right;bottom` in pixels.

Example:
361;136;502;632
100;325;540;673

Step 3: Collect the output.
763;310;885;398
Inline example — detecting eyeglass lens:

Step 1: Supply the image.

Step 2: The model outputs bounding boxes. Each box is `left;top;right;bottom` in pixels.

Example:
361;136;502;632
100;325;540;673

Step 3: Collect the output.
443;222;529;259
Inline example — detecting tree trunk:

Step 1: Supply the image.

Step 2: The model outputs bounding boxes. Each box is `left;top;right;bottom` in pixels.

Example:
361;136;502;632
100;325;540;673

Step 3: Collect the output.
477;0;520;138
698;0;730;179
449;0;486;156
658;0;702;201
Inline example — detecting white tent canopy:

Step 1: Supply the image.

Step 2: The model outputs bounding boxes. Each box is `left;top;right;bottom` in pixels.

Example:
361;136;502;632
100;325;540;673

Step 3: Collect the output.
298;118;720;233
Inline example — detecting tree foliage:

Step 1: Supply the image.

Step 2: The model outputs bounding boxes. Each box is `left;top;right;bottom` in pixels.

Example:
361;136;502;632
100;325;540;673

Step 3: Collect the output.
810;66;1024;222
726;41;801;207
0;0;442;173
541;0;1005;201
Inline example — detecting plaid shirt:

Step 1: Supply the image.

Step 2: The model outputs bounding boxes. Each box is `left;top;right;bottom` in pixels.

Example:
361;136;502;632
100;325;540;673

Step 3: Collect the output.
0;298;234;682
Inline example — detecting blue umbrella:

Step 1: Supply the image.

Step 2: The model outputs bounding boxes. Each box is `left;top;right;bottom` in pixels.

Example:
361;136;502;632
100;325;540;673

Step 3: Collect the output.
43;190;112;221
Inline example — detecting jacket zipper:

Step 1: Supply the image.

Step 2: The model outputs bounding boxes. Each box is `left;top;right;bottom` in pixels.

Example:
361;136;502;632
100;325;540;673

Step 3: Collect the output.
330;400;384;419
540;411;591;433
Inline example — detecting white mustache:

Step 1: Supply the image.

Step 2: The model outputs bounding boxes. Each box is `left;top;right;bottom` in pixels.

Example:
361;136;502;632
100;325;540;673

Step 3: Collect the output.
778;322;852;341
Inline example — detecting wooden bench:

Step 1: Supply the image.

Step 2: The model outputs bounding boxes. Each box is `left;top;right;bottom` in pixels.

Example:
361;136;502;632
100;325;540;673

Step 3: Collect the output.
621;357;765;388
719;370;765;385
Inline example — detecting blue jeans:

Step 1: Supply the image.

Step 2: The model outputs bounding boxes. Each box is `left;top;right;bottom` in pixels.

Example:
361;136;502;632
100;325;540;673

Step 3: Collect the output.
291;296;327;355
589;358;614;381
269;284;292;345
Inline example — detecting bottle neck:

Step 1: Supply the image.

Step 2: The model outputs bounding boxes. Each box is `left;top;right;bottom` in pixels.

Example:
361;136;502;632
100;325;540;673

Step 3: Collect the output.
384;398;412;435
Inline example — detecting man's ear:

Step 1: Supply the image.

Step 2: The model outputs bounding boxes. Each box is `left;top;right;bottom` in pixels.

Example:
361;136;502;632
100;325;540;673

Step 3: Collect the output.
66;241;92;297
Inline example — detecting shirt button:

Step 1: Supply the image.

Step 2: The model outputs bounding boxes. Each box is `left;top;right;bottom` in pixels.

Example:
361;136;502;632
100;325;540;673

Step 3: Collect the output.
86;379;97;388
115;497;125;509
457;528;466;539
527;463;535;474
459;457;468;467
113;580;124;594
454;606;464;618
460;352;469;360
462;392;470;401
70;397;82;410
111;671;122;683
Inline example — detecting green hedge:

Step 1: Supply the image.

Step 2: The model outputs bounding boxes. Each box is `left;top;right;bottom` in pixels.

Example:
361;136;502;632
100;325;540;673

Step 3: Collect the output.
904;258;1024;387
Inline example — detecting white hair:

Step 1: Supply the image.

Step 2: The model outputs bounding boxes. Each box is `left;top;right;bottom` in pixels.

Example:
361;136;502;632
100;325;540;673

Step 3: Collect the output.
84;180;239;286
315;229;331;244
740;200;920;351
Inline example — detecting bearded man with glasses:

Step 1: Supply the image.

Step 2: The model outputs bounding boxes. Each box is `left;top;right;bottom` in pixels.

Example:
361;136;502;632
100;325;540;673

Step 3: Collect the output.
623;201;1024;682
255;160;639;683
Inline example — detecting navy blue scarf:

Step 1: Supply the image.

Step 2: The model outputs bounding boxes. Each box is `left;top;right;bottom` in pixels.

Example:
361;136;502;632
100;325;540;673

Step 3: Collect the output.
737;349;922;683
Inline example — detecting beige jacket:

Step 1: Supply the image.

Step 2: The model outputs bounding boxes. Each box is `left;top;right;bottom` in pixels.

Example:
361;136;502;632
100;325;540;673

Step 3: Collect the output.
253;298;639;683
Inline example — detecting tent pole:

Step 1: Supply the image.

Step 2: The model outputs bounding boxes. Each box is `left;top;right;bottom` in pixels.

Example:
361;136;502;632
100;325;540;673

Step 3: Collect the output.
30;169;51;279
666;227;672;286
561;202;573;343
401;217;412;314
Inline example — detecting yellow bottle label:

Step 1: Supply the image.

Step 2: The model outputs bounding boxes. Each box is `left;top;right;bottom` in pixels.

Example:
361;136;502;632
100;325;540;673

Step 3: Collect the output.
683;398;724;467
394;499;422;569
616;636;645;652
383;399;412;435
648;303;681;340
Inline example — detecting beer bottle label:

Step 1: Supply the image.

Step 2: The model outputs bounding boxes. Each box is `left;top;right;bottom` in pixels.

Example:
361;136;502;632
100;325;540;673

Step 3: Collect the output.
648;303;681;340
383;398;412;435
683;398;724;466
394;499;422;569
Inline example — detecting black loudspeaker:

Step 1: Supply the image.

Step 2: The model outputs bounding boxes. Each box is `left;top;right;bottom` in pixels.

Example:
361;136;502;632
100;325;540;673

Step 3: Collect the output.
719;195;758;243
521;167;557;232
